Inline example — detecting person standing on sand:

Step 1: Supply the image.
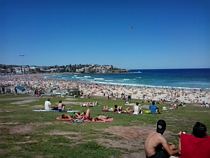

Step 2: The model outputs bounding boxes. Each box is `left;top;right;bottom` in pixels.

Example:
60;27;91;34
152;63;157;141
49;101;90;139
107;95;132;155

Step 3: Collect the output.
144;119;179;158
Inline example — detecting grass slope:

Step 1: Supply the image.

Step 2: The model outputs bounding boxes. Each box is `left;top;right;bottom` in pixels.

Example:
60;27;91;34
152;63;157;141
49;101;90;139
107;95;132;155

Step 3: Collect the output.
0;94;209;158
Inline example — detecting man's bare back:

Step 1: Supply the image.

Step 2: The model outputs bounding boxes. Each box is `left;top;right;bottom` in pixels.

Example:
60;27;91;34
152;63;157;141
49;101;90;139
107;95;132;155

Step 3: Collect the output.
144;132;167;157
144;120;179;158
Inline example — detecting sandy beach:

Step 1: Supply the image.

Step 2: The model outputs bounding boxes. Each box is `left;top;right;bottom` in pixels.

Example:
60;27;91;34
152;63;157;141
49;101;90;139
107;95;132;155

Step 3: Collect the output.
0;74;210;105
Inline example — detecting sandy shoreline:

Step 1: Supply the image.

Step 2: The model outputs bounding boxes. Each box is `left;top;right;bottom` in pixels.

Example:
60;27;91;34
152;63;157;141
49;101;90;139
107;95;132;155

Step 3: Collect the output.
0;74;210;104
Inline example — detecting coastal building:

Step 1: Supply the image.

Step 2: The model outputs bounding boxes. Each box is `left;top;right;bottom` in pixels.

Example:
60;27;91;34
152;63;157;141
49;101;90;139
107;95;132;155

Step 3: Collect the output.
0;64;127;74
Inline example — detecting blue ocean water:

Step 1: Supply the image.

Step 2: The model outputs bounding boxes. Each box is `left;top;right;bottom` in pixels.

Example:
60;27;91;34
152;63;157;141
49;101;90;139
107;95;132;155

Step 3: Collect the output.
48;69;210;89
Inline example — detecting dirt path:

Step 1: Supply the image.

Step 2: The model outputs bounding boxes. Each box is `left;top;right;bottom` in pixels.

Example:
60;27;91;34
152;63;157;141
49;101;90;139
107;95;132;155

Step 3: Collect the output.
96;125;175;158
0;96;38;101
10;99;38;105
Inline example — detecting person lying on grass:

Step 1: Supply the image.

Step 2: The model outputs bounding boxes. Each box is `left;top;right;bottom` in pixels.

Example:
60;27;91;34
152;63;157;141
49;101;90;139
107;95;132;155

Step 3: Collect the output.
57;109;113;122
75;108;91;120
75;109;113;122
56;114;73;121
90;115;113;122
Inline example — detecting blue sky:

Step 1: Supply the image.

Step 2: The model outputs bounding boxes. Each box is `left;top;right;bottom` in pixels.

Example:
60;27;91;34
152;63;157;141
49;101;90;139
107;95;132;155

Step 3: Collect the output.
0;0;210;69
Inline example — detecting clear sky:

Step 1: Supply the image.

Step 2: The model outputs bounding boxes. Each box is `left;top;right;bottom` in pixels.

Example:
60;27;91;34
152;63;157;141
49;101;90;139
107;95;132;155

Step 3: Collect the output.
1;0;210;69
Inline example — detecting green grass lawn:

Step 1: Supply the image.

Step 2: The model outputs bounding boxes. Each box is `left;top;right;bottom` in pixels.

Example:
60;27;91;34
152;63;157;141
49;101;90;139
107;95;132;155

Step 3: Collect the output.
0;94;210;158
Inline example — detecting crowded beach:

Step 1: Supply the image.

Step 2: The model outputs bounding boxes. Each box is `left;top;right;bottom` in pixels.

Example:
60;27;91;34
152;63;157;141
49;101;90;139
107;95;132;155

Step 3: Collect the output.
0;74;210;106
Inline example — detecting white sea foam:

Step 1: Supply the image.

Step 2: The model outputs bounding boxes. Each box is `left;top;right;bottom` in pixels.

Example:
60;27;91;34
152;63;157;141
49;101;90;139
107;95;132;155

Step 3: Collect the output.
84;76;91;78
105;80;114;82
75;76;83;79
89;80;202;90
129;71;142;73
123;79;130;81
94;78;104;80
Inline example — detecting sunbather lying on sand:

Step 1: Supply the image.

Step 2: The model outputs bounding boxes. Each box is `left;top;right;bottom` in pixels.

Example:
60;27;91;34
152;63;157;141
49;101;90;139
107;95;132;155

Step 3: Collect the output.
92;115;113;122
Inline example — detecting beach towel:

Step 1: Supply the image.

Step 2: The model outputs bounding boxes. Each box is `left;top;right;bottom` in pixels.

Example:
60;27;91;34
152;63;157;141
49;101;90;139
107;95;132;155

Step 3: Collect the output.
67;110;80;114
180;133;210;158
144;110;151;114
73;119;84;123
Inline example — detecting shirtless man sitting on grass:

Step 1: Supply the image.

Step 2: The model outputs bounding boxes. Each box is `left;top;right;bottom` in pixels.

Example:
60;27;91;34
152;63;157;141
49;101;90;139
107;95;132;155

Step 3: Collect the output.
144;119;179;158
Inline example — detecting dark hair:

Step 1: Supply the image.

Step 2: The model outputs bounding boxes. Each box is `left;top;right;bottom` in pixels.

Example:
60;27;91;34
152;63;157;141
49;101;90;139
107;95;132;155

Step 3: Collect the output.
156;119;166;134
136;102;139;105
47;98;50;101
192;122;207;138
59;100;62;103
152;101;155;105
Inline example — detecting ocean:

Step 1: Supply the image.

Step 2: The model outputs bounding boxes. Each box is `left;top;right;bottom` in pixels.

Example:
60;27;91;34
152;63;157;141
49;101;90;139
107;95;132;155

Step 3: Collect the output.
47;68;210;89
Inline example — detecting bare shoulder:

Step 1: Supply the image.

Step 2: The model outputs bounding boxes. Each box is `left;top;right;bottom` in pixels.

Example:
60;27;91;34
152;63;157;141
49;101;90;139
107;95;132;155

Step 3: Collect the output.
147;131;156;138
157;134;168;143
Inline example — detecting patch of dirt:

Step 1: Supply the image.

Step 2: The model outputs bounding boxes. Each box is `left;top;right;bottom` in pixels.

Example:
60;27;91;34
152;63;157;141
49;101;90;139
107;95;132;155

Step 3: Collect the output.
48;130;79;136
48;130;83;143
0;122;19;125
121;151;146;158
16;140;38;144
96;126;154;152
10;99;38;105
0;149;9;156
96;125;174;155
7;122;53;135
0;97;36;101
0;110;14;113
104;126;154;140
9;124;36;135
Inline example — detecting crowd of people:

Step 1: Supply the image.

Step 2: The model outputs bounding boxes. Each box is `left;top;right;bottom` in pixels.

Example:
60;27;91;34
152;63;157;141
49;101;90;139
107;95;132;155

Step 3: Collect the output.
56;108;113;123
0;74;210;105
43;98;113;123
102;101;161;115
